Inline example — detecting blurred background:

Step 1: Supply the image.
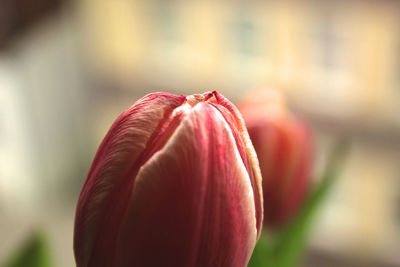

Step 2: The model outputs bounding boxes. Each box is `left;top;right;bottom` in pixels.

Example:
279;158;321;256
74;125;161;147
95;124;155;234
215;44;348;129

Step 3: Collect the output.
1;0;400;266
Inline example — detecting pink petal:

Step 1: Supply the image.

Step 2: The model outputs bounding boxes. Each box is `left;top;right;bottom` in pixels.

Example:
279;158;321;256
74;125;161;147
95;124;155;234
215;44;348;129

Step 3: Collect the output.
74;92;186;267
115;102;257;267
207;91;263;236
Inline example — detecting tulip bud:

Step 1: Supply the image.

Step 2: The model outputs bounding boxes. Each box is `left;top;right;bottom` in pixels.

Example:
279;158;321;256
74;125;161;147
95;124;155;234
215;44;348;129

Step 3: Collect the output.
74;91;263;267
239;89;312;228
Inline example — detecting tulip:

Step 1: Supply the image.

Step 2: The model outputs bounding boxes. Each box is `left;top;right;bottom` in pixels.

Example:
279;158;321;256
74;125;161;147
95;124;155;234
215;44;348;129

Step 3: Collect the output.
74;91;263;267
239;89;312;228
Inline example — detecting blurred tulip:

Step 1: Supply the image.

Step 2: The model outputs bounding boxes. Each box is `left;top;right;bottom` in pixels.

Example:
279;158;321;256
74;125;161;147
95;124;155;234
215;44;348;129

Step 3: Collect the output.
74;91;263;267
239;89;312;228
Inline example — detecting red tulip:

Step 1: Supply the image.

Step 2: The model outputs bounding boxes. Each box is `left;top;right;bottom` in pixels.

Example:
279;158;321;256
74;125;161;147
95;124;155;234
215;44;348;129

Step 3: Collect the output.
239;89;312;228
74;91;263;267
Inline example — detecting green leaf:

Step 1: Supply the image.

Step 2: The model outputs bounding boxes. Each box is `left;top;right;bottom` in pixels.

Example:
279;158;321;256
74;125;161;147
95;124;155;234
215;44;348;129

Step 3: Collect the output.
3;230;52;267
248;233;271;267
272;139;350;267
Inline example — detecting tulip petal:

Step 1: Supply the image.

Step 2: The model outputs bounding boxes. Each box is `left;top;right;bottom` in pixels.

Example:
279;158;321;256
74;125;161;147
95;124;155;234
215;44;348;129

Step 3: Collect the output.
74;93;186;267
74;91;262;267
115;102;257;267
207;91;263;236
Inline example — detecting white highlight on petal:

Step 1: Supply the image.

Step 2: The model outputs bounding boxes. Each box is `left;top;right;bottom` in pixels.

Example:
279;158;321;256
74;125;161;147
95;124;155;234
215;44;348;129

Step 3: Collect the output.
186;94;205;107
